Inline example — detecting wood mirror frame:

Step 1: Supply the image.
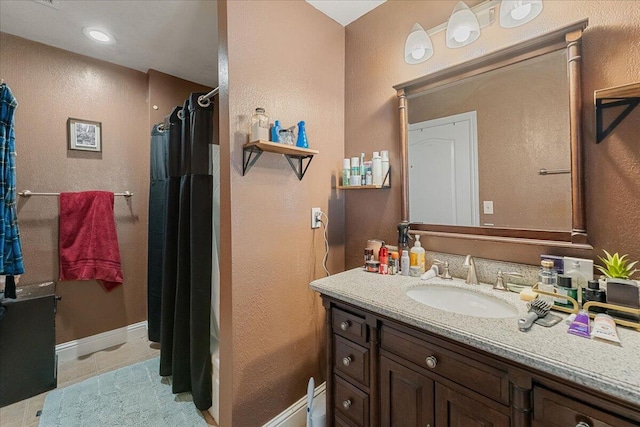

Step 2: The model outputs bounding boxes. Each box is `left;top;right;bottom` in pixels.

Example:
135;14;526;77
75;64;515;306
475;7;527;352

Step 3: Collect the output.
395;19;591;249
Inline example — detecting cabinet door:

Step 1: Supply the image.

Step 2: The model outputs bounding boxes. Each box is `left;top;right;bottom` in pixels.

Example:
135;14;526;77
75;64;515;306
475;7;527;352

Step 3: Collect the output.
435;383;510;427
380;356;435;427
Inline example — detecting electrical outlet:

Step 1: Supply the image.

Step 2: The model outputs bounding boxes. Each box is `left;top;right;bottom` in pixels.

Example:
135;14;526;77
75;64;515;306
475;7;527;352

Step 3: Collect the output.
483;201;494;215
311;208;322;229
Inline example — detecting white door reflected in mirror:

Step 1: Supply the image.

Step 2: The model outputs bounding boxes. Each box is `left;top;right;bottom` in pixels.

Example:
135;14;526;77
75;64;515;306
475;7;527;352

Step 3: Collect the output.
408;111;479;226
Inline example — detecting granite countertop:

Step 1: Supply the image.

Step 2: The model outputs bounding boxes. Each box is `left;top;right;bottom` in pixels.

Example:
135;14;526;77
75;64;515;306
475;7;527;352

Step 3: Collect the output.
310;268;640;406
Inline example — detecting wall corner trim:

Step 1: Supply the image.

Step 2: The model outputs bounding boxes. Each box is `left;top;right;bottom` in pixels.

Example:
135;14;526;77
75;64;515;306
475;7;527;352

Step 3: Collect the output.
55;321;148;363
262;381;326;427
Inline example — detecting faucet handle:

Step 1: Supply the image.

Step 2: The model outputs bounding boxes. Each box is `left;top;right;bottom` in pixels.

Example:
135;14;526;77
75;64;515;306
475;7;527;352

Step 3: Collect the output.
433;259;452;280
493;270;524;291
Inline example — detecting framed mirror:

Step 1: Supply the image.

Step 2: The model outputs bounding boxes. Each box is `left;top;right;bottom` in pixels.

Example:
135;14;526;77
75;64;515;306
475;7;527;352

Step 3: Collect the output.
395;19;590;248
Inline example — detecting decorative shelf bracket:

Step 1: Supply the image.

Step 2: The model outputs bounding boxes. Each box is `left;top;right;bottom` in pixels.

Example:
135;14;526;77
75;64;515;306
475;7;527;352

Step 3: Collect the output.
242;145;263;176
285;154;314;181
594;82;640;144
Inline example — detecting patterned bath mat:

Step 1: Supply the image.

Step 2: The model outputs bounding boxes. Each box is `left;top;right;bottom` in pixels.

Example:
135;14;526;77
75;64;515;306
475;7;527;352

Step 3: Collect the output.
39;357;207;426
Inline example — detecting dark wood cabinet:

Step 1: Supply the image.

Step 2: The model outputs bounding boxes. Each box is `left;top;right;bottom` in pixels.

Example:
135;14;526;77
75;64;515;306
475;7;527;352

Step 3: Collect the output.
435;383;510;427
380;355;434;427
323;296;640;427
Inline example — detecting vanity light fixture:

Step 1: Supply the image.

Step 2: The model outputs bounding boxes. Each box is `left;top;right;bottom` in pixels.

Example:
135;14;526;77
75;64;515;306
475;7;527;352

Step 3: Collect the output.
404;23;434;64
446;1;481;48
499;0;543;28
82;27;116;45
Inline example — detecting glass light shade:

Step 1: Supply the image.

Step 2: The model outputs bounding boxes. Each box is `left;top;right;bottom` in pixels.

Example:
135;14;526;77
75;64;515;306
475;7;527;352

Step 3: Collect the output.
82;27;116;44
404;23;434;64
499;0;543;28
446;1;480;48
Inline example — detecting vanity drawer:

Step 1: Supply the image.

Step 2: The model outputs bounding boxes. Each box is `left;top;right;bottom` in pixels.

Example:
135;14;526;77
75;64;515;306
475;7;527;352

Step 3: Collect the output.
532;386;638;427
333;308;367;343
335;375;369;426
381;325;509;405
334;335;369;387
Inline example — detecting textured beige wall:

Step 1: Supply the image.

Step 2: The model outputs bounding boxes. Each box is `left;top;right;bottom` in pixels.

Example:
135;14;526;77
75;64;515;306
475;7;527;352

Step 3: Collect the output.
219;1;345;425
345;0;640;268
0;33;149;343
408;51;571;230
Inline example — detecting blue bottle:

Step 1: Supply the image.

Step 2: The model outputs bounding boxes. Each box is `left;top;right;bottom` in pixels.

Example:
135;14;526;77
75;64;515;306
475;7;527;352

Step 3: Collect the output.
270;120;281;142
296;121;309;149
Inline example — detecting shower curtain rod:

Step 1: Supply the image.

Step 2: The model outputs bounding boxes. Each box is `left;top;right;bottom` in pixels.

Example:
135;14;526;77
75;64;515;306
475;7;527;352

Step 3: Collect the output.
18;190;133;198
197;87;219;107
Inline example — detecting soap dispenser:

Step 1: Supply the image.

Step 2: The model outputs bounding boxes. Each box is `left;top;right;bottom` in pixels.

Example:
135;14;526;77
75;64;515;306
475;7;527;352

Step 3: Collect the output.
410;235;426;273
296;121;309;148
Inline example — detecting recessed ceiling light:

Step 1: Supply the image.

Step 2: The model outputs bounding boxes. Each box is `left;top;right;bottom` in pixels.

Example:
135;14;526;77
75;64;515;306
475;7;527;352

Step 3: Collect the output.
82;27;115;44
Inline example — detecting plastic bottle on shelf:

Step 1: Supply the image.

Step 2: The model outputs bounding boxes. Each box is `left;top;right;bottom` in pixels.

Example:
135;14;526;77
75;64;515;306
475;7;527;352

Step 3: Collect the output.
359;153;365;185
296;121;309;148
410;235;426;273
270;120;281;142
342;158;351;187
381;150;389;186
372;151;382;186
250;108;269;142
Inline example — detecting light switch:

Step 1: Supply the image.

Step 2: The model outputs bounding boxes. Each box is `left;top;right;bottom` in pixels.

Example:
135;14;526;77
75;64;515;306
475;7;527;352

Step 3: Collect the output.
483;201;494;215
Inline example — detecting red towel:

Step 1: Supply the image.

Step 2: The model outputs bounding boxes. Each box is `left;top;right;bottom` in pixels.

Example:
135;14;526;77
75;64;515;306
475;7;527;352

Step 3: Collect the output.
58;191;123;291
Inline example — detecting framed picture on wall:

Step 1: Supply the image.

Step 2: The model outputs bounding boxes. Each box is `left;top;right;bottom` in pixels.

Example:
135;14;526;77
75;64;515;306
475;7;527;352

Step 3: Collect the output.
68;118;102;152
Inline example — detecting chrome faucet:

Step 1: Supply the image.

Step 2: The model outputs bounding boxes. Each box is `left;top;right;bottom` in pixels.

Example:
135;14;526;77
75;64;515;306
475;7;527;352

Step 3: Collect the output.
464;255;479;285
433;259;452;280
493;270;524;291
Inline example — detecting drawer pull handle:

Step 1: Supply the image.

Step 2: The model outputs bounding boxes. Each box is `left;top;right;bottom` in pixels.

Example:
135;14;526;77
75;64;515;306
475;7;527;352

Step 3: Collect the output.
342;356;352;367
425;356;438;369
340;321;350;331
342;399;352;410
575;423;591;427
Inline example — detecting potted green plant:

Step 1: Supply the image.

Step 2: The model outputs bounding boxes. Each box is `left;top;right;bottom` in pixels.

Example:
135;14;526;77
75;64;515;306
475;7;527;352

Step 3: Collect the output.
596;250;638;280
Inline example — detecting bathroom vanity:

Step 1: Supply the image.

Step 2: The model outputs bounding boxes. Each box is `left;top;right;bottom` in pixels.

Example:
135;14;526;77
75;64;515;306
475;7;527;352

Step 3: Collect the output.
311;269;640;427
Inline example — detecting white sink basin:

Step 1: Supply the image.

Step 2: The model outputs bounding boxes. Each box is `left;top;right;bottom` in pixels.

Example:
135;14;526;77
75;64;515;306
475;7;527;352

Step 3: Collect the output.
406;285;518;318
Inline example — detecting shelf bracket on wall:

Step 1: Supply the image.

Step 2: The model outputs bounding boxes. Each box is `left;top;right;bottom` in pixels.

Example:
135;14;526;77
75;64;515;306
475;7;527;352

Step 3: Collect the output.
242;145;263;176
284;154;314;181
594;82;640;144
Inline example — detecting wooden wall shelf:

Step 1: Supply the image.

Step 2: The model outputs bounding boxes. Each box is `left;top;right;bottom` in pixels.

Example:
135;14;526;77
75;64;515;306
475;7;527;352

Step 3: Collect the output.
337;168;391;190
242;140;319;180
595;82;640;143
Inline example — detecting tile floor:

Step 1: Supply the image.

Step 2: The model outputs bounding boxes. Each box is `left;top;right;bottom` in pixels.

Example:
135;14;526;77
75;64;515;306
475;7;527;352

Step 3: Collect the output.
0;337;217;427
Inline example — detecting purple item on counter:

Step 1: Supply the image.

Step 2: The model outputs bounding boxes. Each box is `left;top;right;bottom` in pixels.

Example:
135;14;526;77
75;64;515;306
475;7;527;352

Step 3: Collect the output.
568;310;591;338
541;254;564;274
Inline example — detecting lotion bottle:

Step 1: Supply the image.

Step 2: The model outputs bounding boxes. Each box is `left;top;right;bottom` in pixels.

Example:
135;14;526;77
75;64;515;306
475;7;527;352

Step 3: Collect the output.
566;260;588;304
410;235;426;273
372;151;382;186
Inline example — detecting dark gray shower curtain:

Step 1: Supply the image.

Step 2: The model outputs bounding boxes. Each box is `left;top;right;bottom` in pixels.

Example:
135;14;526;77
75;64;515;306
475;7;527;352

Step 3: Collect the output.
159;94;213;411
147;124;169;343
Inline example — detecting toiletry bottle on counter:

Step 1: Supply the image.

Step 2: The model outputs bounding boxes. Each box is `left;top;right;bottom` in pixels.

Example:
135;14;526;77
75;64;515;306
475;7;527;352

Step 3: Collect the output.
410;235;426;273
582;280;607;313
555;274;577;308
566;260;588;304
389;252;399;275
372;151;382;186
538;260;557;303
379;244;389;275
342;159;351;186
250;108;269;142
401;250;410;276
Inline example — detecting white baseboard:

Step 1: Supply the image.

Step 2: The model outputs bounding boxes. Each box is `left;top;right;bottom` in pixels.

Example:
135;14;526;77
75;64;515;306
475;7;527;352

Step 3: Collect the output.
55;321;148;363
262;382;326;427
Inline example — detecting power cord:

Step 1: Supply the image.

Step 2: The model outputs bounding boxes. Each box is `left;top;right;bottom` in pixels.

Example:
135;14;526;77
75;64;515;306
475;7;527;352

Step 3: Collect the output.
316;211;330;276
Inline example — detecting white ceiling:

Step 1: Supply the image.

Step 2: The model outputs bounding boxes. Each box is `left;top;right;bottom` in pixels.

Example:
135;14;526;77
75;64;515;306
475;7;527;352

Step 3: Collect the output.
306;0;386;26
0;0;218;87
